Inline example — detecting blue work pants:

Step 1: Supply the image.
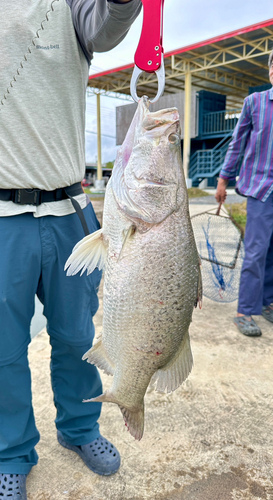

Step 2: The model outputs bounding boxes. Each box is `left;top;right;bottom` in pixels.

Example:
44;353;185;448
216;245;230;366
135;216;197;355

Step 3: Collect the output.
0;204;102;474
238;193;273;315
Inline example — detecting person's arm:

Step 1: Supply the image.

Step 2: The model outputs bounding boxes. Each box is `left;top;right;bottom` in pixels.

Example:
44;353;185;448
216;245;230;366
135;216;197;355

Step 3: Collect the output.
69;0;142;64
215;97;252;203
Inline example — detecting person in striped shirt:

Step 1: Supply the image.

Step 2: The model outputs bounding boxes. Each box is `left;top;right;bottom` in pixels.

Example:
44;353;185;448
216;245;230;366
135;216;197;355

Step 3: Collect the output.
216;49;273;337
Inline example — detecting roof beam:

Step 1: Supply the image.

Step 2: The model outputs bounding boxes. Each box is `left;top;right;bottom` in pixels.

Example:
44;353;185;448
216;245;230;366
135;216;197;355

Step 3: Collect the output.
171;33;273;74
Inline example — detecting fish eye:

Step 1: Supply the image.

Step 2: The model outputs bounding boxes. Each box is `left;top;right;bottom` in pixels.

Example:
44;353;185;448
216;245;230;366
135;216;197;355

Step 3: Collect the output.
168;133;179;144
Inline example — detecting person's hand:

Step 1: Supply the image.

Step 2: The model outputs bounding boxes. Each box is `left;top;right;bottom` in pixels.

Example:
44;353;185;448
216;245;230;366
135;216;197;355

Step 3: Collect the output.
215;177;228;203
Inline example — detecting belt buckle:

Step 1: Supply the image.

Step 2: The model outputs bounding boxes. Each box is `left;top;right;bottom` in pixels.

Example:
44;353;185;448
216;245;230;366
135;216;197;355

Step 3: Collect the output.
15;189;41;206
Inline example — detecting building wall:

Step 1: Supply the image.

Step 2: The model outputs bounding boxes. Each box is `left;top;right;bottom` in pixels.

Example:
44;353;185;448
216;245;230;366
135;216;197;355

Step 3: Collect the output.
116;90;198;145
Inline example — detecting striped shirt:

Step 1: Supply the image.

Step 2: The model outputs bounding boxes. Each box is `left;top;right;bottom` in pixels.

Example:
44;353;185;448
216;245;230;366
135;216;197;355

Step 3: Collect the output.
220;87;273;202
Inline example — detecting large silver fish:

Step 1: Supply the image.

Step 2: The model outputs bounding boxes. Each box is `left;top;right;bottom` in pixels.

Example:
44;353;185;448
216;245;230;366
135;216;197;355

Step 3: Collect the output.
65;97;202;440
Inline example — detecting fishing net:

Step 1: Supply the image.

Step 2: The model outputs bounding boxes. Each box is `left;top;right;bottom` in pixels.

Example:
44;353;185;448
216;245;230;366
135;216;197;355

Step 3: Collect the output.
191;207;245;303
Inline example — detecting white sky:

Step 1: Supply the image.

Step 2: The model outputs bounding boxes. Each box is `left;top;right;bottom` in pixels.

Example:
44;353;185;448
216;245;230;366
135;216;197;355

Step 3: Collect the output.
85;0;273;164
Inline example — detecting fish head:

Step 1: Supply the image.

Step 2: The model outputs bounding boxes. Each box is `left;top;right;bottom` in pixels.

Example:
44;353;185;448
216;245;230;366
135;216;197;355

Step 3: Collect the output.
111;97;186;226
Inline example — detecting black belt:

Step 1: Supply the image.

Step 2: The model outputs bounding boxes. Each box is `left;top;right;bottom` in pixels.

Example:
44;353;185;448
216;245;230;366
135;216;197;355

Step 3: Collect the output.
0;182;90;236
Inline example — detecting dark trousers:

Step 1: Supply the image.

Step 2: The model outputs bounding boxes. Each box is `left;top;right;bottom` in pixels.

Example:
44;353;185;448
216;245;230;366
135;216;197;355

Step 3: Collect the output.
238;193;273;315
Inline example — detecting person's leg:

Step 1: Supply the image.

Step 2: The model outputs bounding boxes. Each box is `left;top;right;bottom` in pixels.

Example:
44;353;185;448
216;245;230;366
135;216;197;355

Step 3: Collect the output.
0;213;41;474
37;203;120;475
37;203;103;442
261;225;273;322
49;337;102;445
0;350;39;475
238;195;273;316
263;223;273;307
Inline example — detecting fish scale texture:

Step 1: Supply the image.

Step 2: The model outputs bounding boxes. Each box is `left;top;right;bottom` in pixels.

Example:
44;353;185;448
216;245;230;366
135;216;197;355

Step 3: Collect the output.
101;186;199;411
69;99;201;439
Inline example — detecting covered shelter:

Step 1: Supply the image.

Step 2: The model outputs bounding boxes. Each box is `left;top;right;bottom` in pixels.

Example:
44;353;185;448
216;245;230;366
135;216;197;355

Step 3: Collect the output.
87;19;273;185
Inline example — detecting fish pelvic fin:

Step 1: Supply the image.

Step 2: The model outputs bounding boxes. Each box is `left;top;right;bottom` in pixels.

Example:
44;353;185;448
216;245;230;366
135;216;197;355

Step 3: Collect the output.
64;228;108;276
82;336;115;376
120;404;144;441
151;330;193;394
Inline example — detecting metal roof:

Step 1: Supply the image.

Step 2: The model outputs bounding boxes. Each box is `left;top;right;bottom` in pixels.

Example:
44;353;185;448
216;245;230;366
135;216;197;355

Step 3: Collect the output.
88;18;273;108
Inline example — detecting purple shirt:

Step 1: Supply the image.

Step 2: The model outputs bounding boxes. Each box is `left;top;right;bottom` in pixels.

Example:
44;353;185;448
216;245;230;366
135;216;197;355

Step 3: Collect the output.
220;87;273;202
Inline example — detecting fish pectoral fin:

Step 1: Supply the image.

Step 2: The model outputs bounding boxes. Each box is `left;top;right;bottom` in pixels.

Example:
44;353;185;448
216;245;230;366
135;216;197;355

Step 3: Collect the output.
64;228;108;276
152;330;193;394
118;224;137;261
119;404;144;441
82;336;115;376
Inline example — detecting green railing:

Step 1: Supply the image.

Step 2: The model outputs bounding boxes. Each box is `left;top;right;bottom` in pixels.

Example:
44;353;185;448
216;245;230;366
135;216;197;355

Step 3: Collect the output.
202;109;241;136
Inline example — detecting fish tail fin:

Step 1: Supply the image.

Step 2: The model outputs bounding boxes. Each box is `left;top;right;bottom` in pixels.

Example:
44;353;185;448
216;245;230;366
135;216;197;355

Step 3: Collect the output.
64;228;108;276
82;336;115;376
119;404;144;441
84;390;145;441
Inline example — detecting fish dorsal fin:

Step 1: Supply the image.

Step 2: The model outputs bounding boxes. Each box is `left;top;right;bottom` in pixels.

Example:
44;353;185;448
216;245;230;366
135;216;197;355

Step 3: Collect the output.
65;228;108;276
151;330;193;393
82;335;115;376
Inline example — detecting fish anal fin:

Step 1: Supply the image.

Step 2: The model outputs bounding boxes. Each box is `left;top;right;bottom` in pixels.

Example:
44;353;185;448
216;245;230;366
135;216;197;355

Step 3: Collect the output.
82;337;115;376
64;228;108;276
119;404;144;441
152;331;193;394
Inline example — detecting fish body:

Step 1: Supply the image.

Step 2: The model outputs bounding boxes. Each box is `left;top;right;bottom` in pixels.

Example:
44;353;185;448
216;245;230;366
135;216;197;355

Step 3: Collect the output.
65;97;202;440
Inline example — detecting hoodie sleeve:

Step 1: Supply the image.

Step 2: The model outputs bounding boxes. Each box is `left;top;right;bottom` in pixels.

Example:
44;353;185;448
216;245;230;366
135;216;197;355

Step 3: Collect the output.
67;0;142;64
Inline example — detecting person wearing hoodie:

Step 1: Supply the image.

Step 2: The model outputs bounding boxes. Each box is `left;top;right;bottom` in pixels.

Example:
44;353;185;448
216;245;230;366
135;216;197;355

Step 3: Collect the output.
0;1;141;498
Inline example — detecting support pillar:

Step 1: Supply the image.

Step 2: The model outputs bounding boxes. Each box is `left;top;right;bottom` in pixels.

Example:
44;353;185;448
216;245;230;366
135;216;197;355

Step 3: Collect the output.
95;93;104;189
183;71;192;188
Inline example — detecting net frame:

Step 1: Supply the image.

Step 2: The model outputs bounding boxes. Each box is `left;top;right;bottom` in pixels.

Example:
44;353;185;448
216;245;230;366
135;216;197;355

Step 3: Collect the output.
191;204;245;303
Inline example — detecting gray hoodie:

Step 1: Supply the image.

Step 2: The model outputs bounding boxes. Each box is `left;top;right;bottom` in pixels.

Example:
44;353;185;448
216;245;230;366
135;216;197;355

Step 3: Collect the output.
0;0;141;217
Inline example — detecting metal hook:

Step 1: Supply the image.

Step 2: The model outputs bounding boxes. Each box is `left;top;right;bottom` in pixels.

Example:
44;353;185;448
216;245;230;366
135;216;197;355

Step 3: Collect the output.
130;54;165;104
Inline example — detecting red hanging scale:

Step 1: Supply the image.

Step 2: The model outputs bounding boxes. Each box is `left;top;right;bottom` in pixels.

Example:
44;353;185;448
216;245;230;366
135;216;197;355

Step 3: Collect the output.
130;0;165;103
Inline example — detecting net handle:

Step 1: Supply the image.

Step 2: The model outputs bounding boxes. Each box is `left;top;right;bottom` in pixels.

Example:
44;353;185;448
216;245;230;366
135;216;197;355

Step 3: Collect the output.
216;203;222;216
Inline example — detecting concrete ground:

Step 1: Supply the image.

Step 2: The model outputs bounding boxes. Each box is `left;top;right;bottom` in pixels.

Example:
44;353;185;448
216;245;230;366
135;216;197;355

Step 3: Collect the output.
26;193;273;500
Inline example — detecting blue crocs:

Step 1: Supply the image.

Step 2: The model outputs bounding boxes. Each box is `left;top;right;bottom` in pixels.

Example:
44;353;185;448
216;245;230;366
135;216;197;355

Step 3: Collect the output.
0;474;27;499
57;431;120;476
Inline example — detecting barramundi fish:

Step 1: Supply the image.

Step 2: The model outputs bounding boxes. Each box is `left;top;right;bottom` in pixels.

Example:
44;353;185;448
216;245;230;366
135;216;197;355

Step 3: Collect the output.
65;96;202;440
